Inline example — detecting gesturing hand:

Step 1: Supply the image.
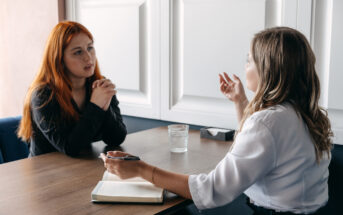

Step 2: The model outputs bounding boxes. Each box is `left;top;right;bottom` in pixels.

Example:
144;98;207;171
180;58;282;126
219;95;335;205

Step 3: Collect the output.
219;72;247;104
90;79;116;111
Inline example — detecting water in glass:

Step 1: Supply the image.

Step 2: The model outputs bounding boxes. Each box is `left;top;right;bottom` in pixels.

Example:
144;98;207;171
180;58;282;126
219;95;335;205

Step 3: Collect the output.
168;124;189;153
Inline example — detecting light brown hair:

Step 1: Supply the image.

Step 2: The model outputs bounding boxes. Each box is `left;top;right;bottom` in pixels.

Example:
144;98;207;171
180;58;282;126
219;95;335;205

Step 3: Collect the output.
239;27;333;162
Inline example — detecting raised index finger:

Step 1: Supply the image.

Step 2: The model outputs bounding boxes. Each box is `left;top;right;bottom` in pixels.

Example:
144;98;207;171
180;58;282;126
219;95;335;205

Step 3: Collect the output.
223;72;234;84
219;74;226;84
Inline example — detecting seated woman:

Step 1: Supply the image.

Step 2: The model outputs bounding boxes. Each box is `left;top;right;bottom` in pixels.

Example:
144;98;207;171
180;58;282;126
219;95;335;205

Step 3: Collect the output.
100;27;333;215
18;21;127;157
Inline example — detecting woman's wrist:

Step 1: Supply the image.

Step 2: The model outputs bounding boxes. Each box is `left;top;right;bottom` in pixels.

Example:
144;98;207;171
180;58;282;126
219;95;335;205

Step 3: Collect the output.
235;96;248;107
241;97;249;108
138;161;155;183
234;96;248;122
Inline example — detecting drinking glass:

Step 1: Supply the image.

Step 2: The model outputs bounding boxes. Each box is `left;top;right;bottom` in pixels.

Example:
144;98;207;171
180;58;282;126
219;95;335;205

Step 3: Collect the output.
168;124;189;153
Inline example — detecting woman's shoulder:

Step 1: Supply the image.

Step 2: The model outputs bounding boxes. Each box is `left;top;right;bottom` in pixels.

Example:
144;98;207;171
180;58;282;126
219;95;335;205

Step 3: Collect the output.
248;103;298;128
31;85;55;107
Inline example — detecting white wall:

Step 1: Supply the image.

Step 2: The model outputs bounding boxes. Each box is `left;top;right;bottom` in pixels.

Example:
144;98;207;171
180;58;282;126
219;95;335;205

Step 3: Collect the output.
0;0;64;118
66;0;266;130
0;0;336;144
312;0;343;144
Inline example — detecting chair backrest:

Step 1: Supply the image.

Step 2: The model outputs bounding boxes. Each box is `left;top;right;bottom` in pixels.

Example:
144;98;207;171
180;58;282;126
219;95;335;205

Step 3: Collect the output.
317;144;343;215
0;116;29;164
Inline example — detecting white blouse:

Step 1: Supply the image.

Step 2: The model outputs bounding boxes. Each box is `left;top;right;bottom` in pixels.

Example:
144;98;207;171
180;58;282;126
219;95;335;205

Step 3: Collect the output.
189;103;330;214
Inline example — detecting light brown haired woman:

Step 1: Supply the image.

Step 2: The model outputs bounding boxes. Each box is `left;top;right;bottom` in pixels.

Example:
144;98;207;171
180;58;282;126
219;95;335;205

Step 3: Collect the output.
100;27;332;215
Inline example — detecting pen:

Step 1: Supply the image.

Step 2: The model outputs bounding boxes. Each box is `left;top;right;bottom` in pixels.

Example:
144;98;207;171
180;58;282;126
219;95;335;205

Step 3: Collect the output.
99;154;140;161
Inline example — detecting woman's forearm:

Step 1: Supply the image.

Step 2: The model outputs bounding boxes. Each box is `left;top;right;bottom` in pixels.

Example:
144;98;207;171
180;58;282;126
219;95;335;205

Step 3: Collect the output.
139;162;192;199
235;98;248;123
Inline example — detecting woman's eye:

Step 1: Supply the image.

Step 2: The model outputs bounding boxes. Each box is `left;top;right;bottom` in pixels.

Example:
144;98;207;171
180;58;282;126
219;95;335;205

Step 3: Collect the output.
87;46;94;51
74;50;82;55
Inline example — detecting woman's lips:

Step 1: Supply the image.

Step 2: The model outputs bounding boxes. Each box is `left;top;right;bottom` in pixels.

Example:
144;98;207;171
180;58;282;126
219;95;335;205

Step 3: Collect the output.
84;64;94;70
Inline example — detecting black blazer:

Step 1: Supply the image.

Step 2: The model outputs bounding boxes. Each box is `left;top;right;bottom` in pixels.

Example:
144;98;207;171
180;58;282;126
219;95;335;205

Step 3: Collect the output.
29;85;127;157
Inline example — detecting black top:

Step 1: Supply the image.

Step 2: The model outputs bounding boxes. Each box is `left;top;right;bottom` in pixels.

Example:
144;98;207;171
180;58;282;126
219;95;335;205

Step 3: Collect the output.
29;86;127;157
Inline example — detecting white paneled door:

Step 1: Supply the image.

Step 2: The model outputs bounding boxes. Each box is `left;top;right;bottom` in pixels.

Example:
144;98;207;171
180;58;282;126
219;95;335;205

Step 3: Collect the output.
67;0;343;144
161;0;265;129
312;0;343;144
67;0;161;119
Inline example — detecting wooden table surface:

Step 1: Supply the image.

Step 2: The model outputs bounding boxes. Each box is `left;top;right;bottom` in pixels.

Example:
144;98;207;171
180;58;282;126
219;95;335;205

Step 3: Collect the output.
0;127;232;215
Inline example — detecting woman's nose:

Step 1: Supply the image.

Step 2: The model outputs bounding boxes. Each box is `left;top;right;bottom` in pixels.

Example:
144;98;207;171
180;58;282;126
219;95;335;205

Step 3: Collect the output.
83;51;92;62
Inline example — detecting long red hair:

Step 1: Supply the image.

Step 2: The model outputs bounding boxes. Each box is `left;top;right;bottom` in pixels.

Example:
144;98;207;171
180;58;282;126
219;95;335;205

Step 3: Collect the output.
18;21;102;142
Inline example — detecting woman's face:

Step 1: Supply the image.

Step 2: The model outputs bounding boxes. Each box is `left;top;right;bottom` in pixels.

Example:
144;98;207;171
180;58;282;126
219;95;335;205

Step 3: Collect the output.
245;52;259;92
63;33;96;80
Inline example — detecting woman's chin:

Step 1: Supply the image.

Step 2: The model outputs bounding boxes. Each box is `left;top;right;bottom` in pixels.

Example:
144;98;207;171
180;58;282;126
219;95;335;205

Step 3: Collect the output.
84;69;95;77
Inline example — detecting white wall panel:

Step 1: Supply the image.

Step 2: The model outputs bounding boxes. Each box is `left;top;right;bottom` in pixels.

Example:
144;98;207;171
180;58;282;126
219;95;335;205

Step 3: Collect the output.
325;0;343;144
312;0;332;108
281;0;312;40
78;1;140;91
312;0;343;144
161;0;266;129
327;0;343;110
66;0;161;118
281;0;297;29
66;0;343;143
265;0;282;28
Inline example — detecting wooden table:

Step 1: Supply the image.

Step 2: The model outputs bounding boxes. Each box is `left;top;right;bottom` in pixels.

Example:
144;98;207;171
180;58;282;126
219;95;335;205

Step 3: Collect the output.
0;127;232;215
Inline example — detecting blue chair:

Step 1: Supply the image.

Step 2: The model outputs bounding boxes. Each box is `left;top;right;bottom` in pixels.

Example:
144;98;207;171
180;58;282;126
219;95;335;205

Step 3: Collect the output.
0;116;29;164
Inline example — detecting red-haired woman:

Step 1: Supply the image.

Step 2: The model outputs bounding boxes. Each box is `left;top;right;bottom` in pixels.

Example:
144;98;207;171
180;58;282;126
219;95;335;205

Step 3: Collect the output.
18;21;127;157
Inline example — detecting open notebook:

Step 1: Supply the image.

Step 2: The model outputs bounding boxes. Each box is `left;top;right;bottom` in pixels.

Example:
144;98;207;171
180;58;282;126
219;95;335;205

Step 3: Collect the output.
91;171;164;203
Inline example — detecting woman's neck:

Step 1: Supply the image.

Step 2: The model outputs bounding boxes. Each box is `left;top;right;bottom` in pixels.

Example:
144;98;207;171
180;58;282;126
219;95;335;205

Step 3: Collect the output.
70;77;87;110
70;77;86;91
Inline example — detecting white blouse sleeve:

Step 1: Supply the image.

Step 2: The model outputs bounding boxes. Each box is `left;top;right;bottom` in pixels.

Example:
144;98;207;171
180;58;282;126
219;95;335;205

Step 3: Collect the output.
188;118;277;210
